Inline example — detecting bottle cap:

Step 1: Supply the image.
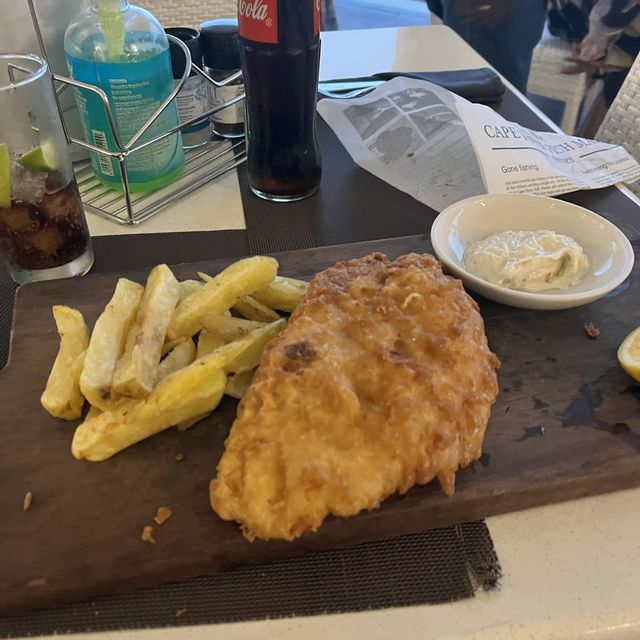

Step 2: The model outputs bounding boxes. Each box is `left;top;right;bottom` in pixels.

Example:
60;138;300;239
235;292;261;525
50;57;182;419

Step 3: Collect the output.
199;19;241;71
166;27;201;78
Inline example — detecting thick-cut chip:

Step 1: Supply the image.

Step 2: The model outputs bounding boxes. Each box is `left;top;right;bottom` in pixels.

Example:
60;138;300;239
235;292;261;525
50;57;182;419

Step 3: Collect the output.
72;369;227;461
72;350;86;382
158;338;196;381
112;265;180;399
201;272;307;313
177;320;284;431
167;256;278;341
233;296;281;322
72;321;284;460
41;306;90;420
197;330;226;358
225;368;256;400
178;279;202;302
176;329;237;431
86;405;102;420
161;338;184;357
252;276;309;312
176;412;208;432
176;330;224;432
164;323;285;419
80;279;144;411
201;315;266;341
197;270;281;322
214;319;285;375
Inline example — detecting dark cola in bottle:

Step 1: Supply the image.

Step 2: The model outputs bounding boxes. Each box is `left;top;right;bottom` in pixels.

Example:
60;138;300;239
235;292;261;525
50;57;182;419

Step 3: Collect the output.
237;0;322;201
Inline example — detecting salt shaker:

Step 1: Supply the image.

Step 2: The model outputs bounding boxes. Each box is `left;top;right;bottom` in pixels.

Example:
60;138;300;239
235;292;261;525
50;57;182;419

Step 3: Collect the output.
199;19;245;139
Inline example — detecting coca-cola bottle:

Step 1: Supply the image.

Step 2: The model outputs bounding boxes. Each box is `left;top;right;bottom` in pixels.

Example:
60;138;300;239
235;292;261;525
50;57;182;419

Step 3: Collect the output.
238;0;322;201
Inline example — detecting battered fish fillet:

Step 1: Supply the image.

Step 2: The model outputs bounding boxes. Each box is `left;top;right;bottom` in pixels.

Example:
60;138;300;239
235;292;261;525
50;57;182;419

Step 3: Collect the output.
210;253;500;541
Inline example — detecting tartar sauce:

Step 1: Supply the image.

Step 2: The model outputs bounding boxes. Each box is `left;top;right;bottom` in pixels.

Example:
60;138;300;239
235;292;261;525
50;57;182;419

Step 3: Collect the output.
463;229;589;292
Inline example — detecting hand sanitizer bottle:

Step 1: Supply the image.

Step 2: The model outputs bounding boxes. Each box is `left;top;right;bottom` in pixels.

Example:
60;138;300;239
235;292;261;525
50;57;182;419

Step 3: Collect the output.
65;0;184;193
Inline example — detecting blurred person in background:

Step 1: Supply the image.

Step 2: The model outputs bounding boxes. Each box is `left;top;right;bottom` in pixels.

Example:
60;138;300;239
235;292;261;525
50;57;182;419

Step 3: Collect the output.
322;0;339;30
555;0;640;105
425;0;548;93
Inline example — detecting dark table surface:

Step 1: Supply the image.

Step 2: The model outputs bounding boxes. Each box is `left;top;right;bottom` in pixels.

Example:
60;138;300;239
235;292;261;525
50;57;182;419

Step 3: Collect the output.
80;85;640;273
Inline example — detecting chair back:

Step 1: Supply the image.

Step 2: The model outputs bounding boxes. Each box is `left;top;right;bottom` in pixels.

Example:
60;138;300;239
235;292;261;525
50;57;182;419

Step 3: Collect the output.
596;56;640;198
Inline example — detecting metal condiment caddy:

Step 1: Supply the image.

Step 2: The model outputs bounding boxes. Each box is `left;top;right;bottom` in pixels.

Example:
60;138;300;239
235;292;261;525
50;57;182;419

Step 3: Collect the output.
52;36;246;225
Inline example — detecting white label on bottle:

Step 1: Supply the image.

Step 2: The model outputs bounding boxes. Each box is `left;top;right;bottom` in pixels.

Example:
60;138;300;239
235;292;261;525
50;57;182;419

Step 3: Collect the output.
210;83;245;125
92;129;115;176
175;77;209;131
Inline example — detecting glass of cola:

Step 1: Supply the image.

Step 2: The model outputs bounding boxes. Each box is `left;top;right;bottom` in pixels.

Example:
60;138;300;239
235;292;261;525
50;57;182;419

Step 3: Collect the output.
0;54;93;284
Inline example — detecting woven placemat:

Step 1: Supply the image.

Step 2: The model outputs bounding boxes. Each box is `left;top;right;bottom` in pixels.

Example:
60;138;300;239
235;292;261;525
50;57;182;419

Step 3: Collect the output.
0;523;499;637
238;169;316;255
0;280;16;370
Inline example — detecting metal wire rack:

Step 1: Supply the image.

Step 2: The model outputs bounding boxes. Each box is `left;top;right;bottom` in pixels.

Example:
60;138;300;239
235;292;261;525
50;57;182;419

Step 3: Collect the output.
52;35;246;225
74;137;245;225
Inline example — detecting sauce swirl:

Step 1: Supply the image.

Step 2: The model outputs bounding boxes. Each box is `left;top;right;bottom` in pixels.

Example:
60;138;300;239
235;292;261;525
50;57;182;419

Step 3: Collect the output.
463;230;589;292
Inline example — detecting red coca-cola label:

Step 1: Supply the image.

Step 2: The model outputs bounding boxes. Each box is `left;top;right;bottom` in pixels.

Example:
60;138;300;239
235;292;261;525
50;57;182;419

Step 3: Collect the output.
238;0;278;44
314;0;320;35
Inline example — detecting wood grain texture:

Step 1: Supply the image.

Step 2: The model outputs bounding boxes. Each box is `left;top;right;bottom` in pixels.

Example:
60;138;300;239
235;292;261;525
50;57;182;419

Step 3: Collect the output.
1;233;640;616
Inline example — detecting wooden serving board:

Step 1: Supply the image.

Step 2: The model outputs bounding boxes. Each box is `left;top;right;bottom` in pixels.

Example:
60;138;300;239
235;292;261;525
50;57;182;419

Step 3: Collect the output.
2;234;640;616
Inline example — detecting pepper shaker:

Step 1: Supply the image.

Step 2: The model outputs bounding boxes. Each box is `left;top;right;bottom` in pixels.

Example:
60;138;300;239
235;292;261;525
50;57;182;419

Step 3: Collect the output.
166;27;210;149
199;19;245;139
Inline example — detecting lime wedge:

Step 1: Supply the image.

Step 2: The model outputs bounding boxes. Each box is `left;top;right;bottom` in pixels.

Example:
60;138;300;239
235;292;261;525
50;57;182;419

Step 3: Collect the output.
0;143;10;209
19;142;56;173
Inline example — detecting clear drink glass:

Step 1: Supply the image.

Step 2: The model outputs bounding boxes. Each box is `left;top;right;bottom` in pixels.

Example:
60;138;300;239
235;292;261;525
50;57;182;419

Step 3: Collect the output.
0;53;93;284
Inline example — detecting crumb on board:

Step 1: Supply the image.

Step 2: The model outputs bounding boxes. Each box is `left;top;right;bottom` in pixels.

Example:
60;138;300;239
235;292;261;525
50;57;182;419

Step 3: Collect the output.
23;491;33;512
154;506;173;525
175;453;185;462
585;322;600;339
28;578;47;587
175;608;188;618
141;525;156;544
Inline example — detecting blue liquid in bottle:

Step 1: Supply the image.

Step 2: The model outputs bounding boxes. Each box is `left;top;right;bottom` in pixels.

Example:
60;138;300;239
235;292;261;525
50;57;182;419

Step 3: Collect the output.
65;0;184;192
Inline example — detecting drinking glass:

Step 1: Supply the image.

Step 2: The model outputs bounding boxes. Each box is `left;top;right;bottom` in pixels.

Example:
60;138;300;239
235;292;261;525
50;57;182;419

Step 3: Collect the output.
0;53;93;284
